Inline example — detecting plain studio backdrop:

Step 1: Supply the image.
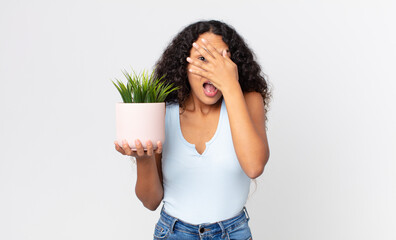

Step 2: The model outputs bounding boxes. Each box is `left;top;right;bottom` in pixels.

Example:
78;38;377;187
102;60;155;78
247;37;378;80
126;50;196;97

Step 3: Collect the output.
0;0;395;239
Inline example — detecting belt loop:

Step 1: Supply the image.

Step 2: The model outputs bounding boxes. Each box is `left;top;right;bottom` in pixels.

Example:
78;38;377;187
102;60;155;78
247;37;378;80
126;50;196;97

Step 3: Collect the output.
170;218;178;234
218;221;226;239
243;206;250;221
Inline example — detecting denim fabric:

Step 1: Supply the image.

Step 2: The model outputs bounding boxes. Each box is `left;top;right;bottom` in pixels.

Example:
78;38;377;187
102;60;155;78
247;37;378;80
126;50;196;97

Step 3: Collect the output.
153;205;253;240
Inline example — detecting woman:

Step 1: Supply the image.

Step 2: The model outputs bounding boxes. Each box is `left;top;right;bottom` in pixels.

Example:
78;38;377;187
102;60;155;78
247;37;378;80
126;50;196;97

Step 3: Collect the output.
114;20;271;240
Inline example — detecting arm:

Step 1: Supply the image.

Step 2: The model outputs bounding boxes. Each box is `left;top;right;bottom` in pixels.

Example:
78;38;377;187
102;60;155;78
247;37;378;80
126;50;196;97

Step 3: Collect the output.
222;87;270;179
115;140;164;211
135;151;164;211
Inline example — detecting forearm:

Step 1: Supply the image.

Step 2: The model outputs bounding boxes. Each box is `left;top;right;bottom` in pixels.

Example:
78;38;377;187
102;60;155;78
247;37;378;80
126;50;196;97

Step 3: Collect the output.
222;83;269;178
135;157;163;210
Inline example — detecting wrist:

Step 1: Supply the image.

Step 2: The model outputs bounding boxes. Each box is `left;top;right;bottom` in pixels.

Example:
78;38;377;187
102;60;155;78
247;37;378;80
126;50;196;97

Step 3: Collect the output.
221;80;242;98
135;155;155;165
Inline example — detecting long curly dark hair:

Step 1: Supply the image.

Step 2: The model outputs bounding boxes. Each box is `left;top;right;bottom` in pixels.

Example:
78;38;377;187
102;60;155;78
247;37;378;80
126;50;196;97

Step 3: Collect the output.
153;20;272;122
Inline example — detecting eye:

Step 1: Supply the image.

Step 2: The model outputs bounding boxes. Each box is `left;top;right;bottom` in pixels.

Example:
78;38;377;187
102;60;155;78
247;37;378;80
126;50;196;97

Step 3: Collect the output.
198;56;206;62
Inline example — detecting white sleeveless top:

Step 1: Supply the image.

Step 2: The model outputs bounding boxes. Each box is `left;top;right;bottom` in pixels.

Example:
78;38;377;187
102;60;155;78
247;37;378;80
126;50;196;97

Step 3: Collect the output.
161;98;251;224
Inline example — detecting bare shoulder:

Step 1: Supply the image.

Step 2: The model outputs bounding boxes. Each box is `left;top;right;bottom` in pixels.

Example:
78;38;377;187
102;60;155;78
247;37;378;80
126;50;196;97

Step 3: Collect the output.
243;91;266;130
243;91;265;110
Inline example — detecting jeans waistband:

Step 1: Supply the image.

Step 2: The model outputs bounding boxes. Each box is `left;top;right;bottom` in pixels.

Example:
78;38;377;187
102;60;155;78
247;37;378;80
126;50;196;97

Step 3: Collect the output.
158;205;250;237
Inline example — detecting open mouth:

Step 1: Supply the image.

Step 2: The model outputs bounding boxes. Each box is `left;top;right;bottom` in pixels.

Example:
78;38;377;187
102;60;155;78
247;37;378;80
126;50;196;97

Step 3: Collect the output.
203;81;218;97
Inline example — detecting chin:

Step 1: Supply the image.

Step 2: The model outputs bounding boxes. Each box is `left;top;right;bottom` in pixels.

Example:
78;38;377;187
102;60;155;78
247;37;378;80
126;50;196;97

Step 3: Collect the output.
202;92;223;105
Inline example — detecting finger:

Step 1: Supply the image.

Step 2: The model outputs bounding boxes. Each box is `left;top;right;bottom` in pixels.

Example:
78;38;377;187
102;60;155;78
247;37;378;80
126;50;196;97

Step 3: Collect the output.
192;42;216;62
114;141;126;155
189;64;206;73
146;140;154;157
188;67;211;79
186;57;210;72
222;49;227;57
122;139;133;155
201;38;224;58
223;49;232;59
155;141;163;154
135;139;145;157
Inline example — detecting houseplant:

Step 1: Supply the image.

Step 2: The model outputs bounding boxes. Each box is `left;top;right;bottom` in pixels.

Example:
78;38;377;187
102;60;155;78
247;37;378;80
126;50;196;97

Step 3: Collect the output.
112;68;179;151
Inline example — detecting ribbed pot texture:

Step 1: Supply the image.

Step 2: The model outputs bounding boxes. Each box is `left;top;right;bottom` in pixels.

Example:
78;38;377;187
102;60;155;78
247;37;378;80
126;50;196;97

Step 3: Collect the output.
116;102;165;151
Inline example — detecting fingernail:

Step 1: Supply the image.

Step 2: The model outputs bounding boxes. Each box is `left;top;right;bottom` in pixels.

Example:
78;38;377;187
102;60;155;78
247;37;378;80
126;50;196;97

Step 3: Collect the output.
201;38;206;43
135;140;139;145
193;42;198;48
186;57;192;62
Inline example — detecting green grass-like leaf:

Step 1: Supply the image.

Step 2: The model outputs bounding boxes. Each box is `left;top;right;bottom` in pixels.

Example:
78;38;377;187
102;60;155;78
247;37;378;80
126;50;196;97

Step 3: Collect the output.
112;68;180;103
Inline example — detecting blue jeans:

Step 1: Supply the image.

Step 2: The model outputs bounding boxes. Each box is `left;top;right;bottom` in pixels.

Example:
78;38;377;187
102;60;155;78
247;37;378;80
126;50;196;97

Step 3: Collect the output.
153;205;253;240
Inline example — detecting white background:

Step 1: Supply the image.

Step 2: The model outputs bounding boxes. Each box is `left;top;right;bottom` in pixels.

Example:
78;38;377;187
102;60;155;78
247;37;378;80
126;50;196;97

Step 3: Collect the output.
1;0;395;239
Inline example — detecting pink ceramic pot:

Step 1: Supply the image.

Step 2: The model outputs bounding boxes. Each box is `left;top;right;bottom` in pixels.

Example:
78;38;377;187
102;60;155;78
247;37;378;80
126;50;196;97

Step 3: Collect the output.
116;102;165;151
